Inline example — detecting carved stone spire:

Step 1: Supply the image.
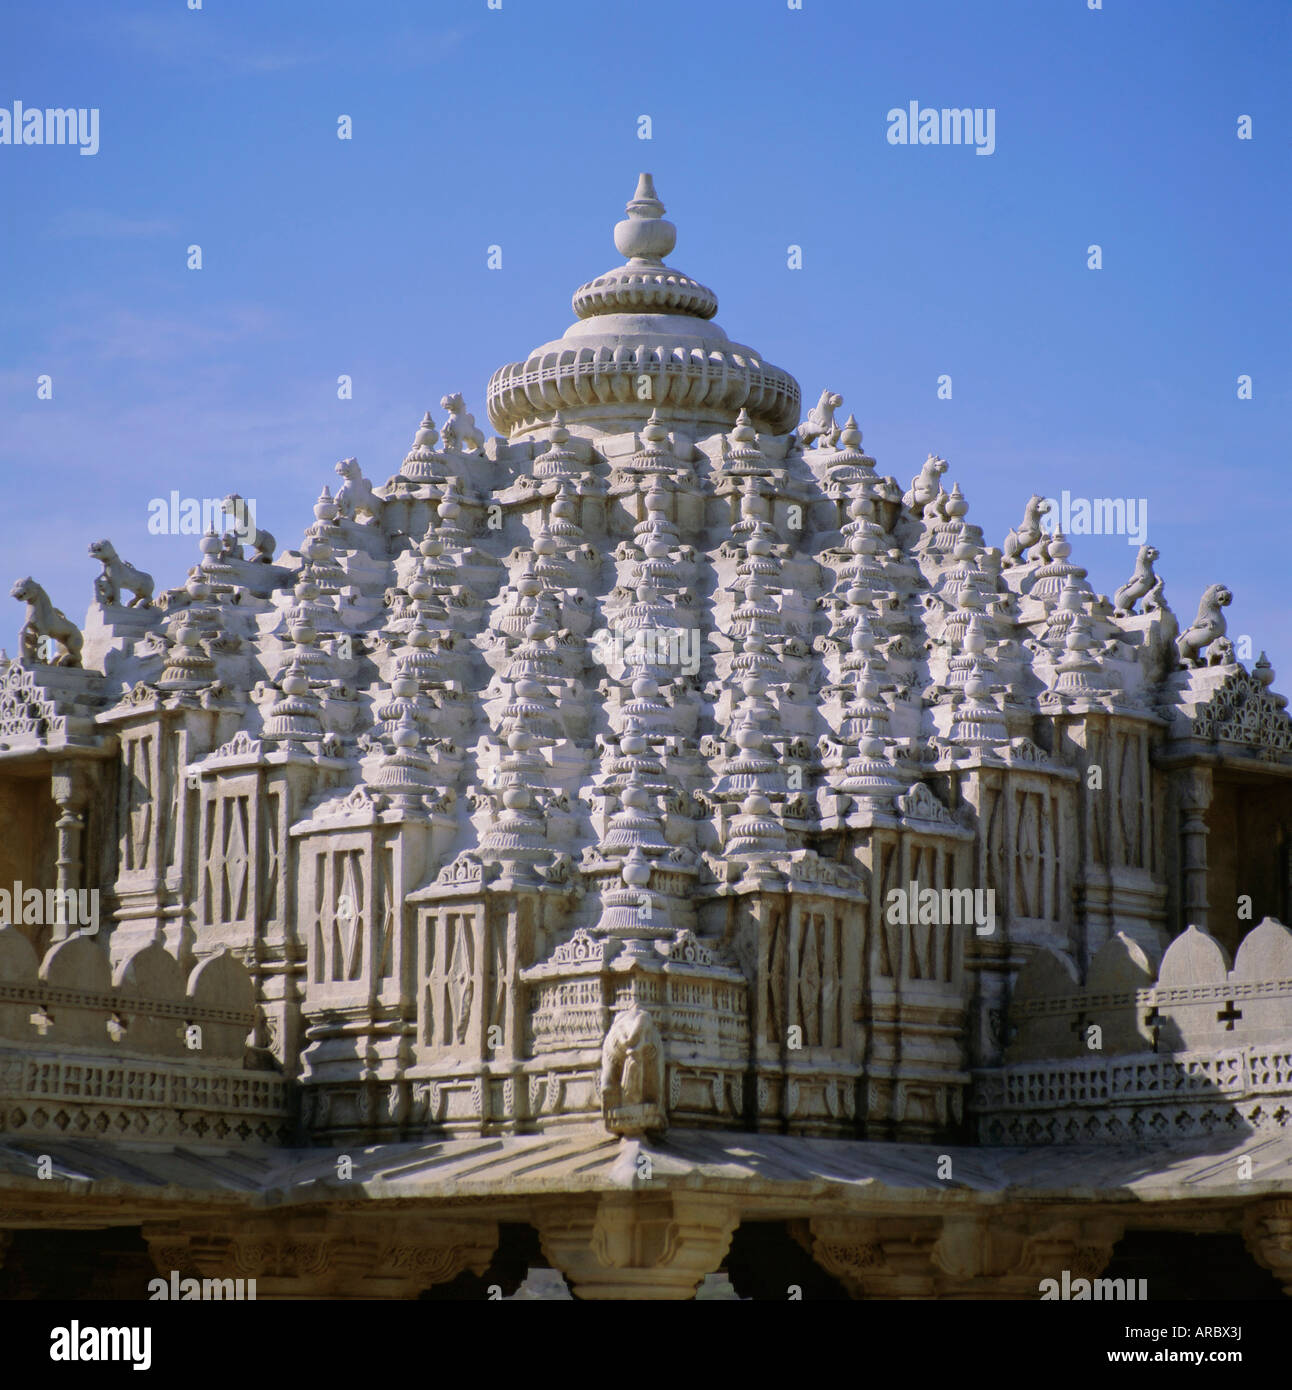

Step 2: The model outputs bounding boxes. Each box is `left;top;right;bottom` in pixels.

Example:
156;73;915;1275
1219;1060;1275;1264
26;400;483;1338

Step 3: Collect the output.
366;711;441;811
724;791;788;860
399;412;449;484
486;176;800;437
612;172;677;264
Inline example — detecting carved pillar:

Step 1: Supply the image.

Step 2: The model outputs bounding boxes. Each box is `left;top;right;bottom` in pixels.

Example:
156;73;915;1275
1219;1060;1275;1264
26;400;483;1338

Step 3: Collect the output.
730;886;789;1127
143;1214;497;1299
536;1193;740;1300
805;1213;1122;1299
49;761;90;944
1242;1199;1292;1296
1176;768;1213;932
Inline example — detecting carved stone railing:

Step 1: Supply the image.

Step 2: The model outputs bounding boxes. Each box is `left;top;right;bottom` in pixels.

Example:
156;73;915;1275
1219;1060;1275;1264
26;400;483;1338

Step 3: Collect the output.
975;916;1292;1144
0;926;288;1143
973;1044;1292;1144
0;1048;290;1144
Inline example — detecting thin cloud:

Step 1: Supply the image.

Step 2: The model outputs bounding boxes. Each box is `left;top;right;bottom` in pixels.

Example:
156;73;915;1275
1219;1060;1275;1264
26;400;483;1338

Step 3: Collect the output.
382;27;469;70
110;13;327;75
49;209;176;239
104;13;468;77
44;302;280;364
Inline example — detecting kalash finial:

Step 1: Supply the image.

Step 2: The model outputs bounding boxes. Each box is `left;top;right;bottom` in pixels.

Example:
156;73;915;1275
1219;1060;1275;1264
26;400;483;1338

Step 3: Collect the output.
614;173;677;264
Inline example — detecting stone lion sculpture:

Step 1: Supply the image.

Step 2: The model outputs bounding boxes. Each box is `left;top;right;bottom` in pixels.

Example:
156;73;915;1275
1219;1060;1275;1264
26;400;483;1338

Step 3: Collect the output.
1176;583;1233;667
11;578;83;666
333;458;382;523
221;495;276;563
922;487;949;523
88;539;154;608
440;393;484;454
1002;494;1052;567
795;390;843;450
903;453;948;513
1113;544;1160;616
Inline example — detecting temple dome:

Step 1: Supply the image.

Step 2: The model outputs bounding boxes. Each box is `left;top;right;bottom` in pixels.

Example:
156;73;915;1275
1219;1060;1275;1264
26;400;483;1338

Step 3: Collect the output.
486;174;801;440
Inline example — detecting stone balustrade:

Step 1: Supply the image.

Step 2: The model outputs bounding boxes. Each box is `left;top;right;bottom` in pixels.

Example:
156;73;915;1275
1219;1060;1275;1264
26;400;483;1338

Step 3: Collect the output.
973;916;1292;1142
0;926;287;1143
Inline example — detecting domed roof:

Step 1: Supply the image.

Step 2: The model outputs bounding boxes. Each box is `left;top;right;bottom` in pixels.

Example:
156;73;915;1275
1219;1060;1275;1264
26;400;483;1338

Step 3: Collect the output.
486;174;801;440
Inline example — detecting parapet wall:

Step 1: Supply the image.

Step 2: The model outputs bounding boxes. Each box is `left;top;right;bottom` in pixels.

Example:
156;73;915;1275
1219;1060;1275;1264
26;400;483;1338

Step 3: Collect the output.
0;928;289;1143
972;917;1292;1144
1004;917;1292;1059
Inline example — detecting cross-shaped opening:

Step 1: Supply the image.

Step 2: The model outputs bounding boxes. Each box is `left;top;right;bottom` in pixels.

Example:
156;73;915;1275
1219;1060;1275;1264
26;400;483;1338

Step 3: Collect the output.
1216;1000;1243;1031
1143;1005;1162;1052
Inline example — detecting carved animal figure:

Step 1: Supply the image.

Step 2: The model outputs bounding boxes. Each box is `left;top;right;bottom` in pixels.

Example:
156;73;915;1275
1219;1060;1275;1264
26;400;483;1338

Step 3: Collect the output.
1142;574;1168;613
440;393;484;453
1114;544;1161;616
1176;583;1232;667
1002;494;1052;567
903;454;949;513
88;539;154;608
600;1005;664;1135
221;495;276;563
11;578;83;666
795;390;843;450
333;458;382;523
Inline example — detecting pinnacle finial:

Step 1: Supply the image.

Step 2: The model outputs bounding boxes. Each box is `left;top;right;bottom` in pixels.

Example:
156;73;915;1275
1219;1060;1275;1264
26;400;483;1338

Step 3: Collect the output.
614;173;676;263
627;172;665;218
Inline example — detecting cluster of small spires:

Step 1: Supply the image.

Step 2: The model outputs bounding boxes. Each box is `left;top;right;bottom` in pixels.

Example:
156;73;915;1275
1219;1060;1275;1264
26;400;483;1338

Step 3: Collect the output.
9;176;1286;956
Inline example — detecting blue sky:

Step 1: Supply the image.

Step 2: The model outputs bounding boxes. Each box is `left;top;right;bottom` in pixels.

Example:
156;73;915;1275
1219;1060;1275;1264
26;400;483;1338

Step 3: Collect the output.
1;0;1289;678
